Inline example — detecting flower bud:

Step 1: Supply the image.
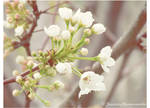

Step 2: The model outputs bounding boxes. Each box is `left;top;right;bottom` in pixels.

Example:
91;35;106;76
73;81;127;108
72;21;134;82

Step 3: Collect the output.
27;60;34;67
33;72;42;80
15;25;24;36
15;13;20;20
16;55;25;64
12;70;19;76
12;89;20;96
84;29;92;36
61;30;71;40
92;23;106;35
80;48;88;56
69;26;75;33
28;93;35;100
16;76;22;83
53;81;64;90
84;38;90;44
18;3;24;9
24;80;30;87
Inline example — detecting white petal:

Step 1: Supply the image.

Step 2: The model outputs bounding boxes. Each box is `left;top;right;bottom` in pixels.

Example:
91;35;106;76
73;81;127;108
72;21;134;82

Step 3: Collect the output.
101;64;110;73
79;89;90;98
100;46;112;57
105;57;115;66
79;71;106;98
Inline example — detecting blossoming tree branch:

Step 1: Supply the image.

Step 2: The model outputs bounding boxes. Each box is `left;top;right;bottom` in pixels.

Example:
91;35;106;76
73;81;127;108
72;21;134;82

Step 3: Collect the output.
4;0;146;108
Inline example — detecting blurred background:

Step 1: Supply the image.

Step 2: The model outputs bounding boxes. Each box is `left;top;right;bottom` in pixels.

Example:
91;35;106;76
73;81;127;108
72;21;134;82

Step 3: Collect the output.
4;1;146;108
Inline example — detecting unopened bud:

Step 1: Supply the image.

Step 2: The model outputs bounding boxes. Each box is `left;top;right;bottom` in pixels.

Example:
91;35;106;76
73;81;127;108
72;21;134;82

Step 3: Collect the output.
16;55;25;64
16;76;22;83
33;72;42;80
27;60;34;67
24;80;30;87
15;13;20;20
12;89;20;96
12;70;19;76
80;48;88;56
84;38;90;44
84;29;92;36
53;81;64;90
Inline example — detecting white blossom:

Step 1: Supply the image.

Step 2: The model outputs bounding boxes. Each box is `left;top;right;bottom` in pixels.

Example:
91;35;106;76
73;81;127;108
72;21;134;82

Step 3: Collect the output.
61;30;71;40
4;21;14;29
15;25;24;36
80;48;88;56
98;46;115;72
79;71;106;98
27;60;34;67
54;80;64;89
16;76;22;83
92;23;106;35
72;8;81;24
12;70;19;76
12;89;20;96
16;55;25;64
80;11;94;27
33;72;42;80
56;62;72;74
72;9;94;27
44;25;60;37
58;7;72;20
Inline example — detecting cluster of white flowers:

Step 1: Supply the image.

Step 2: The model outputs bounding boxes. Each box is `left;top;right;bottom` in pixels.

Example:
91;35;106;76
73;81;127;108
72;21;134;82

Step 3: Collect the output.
44;7;106;40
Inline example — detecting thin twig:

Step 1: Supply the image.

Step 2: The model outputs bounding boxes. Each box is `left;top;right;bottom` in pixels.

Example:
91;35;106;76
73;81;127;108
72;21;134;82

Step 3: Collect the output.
4;66;39;85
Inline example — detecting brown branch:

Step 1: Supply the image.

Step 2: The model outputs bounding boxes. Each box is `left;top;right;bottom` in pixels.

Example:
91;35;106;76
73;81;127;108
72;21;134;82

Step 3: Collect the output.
112;8;146;60
60;8;146;107
25;93;31;108
4;66;39;85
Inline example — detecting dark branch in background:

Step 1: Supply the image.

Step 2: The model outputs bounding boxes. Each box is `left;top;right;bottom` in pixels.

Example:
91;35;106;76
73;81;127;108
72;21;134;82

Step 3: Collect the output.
106;1;124;34
60;8;146;108
103;49;133;108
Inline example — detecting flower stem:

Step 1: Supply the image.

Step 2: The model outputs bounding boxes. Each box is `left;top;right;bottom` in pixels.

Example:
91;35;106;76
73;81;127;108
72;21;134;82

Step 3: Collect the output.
34;85;49;89
69;56;97;61
72;67;82;77
51;38;54;49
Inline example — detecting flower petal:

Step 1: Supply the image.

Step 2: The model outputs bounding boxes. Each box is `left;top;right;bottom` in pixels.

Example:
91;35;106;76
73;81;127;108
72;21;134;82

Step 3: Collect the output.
100;46;112;57
101;64;110;73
